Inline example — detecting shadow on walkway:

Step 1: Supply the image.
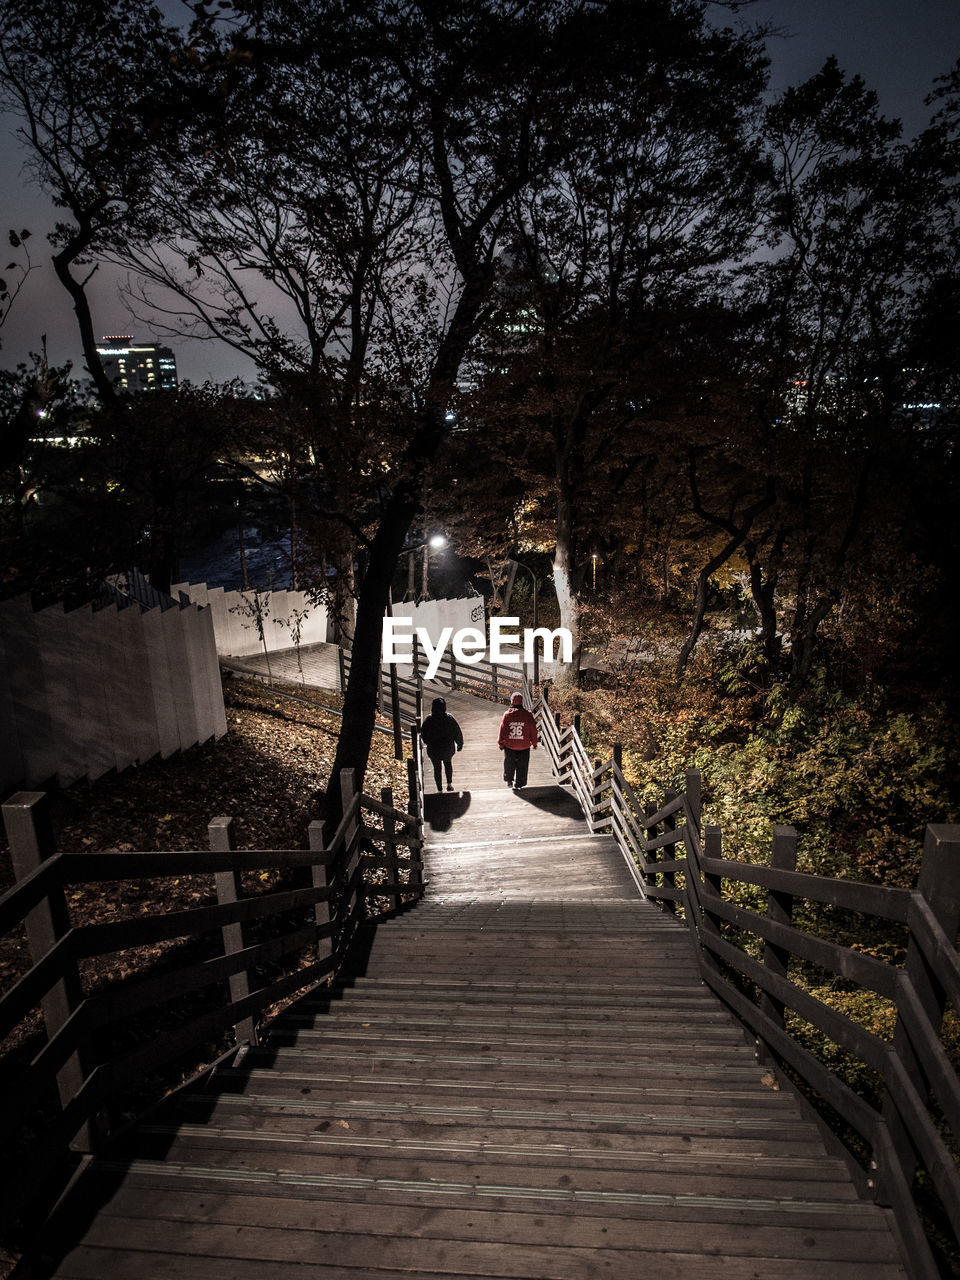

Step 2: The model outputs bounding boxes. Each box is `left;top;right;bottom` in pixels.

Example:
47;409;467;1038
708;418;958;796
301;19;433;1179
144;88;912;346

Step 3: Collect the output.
422;790;473;832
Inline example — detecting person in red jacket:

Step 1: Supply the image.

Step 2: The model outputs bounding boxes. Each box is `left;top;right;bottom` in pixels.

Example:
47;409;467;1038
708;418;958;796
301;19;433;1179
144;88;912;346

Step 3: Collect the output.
498;691;538;790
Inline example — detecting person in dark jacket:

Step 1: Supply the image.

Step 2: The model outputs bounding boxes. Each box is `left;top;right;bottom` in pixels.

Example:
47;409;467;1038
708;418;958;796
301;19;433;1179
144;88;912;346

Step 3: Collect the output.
419;695;464;792
498;691;538;789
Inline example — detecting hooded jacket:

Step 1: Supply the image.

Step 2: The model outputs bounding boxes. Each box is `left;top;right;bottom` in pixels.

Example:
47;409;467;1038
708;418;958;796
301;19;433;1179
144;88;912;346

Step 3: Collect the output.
498;702;538;751
419;696;464;758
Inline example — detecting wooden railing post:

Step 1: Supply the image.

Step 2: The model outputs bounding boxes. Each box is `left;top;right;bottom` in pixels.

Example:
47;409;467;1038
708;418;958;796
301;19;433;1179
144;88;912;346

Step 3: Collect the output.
382;786;401;914
696;826;725;984
2;792;94;1148
406;752;424;892
685;768;702;837
662;790;678;915
209;816;258;1048
757;825;797;1065
877;824;960;1206
701;825;723;947
642;803;658;896
341;764;361;896
409;721;421;807
390;662;403;761
307;819;331;961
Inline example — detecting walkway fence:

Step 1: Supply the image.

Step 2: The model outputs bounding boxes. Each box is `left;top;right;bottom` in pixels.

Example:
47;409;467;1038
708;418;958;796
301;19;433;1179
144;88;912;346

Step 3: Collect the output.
0;756;425;1235
527;675;960;1280
0;590;226;794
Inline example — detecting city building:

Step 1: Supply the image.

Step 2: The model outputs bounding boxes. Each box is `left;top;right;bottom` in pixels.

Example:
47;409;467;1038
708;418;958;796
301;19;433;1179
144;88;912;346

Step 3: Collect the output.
96;334;179;394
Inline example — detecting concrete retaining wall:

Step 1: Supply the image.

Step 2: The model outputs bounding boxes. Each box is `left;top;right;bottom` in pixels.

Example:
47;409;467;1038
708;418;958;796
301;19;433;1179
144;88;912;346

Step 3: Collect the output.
387;596;484;677
0;594;227;792
171;582;330;658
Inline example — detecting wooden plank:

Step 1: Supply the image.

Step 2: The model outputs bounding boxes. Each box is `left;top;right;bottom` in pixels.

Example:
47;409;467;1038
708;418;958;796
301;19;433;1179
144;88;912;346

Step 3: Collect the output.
107;955;336;1092
59;849;331;880
178;1087;827;1140
54;1211;908;1279
162;1101;831;1156
907;894;960;1012
86;1184;906;1262
73;883;331;955
0;851;63;933
700;965;880;1141
83;926;322;1030
700;855;912;922
51;1243;907;1280
0;930;77;1040
702;930;890;1075
707;893;900;999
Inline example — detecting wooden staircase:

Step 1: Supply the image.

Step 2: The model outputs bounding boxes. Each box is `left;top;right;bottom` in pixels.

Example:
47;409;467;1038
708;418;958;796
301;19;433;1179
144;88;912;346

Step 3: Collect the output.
30;687;907;1278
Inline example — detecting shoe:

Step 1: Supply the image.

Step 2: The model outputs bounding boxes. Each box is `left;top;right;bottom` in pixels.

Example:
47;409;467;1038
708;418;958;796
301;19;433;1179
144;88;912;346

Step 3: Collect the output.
446;784;454;792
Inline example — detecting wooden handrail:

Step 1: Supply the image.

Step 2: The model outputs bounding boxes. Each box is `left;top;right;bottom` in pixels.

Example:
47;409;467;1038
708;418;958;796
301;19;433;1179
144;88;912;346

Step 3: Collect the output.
0;768;425;1222
700;854;913;921
529;696;959;1278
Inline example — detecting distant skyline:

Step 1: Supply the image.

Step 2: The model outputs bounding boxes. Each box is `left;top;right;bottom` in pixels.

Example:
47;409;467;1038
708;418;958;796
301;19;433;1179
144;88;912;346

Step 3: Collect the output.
1;0;957;387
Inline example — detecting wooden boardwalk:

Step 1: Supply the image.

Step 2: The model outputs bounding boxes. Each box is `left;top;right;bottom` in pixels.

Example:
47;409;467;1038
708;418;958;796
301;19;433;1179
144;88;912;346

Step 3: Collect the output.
29;687;908;1278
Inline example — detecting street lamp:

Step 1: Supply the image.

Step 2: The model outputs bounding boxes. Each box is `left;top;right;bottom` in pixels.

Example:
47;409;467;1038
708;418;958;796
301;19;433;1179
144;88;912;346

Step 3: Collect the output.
509;557;539;686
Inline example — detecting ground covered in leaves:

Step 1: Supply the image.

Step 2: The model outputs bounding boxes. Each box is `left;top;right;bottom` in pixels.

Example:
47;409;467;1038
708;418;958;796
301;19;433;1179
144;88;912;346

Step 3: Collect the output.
0;673;410;1030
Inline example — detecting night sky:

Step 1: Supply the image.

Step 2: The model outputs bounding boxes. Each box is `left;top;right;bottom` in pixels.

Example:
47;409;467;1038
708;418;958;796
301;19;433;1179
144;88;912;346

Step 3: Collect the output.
0;0;957;386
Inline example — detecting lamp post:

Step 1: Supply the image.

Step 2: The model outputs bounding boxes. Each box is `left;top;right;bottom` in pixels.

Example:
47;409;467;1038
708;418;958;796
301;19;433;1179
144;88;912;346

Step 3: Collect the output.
510;558;539;686
402;534;447;601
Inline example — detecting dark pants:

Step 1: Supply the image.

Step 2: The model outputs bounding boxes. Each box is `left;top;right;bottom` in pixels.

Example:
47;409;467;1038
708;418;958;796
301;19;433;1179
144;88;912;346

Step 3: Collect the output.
503;747;530;788
429;750;454;790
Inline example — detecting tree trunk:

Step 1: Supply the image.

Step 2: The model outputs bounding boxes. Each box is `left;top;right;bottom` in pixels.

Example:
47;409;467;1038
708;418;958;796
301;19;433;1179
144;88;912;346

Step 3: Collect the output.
746;533;784;668
289;493;298;589
330;546;357;645
675;517;773;679
238;525;250;589
51;217;119;410
678;459;776;678
501;560;518;614
552;478;582;684
323;488;418;835
485;557;503;611
790;596;834;684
